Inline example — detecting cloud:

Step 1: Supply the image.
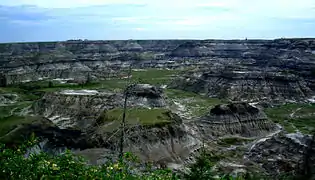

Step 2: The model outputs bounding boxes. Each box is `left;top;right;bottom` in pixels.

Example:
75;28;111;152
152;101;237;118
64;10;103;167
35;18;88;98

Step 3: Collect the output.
133;28;146;31
0;0;148;8
0;0;315;42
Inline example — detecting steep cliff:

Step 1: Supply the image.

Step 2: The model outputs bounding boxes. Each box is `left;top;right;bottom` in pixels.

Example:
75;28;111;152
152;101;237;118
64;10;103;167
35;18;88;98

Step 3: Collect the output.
1;39;315;85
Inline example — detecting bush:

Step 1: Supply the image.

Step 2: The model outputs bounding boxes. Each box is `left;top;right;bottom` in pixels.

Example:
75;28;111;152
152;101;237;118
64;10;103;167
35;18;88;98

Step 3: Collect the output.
0;137;178;180
1;137;299;180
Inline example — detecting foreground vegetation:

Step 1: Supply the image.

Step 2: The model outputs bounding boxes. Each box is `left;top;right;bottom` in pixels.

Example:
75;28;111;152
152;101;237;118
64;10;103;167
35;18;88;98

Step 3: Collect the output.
0;136;256;180
1;136;307;180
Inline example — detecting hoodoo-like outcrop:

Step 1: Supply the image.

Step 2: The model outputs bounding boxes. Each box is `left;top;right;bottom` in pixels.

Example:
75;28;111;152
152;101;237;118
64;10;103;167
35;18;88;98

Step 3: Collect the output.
126;83;163;98
170;42;213;57
197;102;276;137
247;132;315;176
122;42;143;52
27;84;201;166
170;68;315;103
99;44;118;53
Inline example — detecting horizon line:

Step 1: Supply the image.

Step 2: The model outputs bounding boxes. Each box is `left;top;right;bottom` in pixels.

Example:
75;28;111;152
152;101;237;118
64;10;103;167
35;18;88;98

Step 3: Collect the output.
1;37;315;44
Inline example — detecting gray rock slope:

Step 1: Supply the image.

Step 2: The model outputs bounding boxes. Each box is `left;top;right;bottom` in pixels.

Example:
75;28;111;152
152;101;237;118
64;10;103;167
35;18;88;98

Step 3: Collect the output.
1;38;315;85
196;102;276;138
170;67;315;102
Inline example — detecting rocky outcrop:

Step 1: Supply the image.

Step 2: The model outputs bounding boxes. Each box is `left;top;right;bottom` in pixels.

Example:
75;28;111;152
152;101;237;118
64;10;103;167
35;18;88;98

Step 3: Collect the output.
32;84;167;130
126;84;163;98
170;42;213;57
0;116;97;150
196;102;276;137
170;67;315;103
26;84;201;167
73;122;201;167
1;38;315;85
247;132;315;177
0;93;18;105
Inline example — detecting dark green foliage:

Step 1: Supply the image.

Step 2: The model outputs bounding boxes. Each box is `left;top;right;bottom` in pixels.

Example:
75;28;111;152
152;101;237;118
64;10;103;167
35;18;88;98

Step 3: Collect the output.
48;81;53;88
218;137;252;146
0;137;304;180
0;138;179;180
184;152;216;180
0;74;7;87
17;83;41;91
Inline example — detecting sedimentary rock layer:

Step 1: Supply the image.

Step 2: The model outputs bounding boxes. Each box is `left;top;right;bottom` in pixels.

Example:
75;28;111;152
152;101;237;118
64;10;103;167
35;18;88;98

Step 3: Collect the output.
196;102;276;137
1;38;315;85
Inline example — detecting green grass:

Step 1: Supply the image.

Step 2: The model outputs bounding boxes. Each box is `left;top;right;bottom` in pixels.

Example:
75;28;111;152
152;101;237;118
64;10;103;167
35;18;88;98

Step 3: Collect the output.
217;137;253;146
102;108;172;125
0;87;41;101
130;68;182;85
166;89;201;99
0;68;185;137
39;82;108;92
265;103;315;134
0;106;15;118
0;102;32;118
97;108;174;133
3;69;184;94
0;98;35;141
166;89;225;116
0;116;35;138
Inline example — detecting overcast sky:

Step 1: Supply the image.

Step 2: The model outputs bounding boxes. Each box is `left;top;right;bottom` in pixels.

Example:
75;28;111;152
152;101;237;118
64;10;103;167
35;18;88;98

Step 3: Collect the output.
0;0;315;42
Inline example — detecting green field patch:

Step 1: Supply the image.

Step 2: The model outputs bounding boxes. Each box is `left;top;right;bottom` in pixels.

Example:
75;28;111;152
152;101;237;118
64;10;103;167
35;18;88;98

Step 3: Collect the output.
166;89;225;116
0;101;33;118
130;68;182;85
96;108;174;133
3;68;184;94
217;136;254;146
265;103;315;134
0;116;36;138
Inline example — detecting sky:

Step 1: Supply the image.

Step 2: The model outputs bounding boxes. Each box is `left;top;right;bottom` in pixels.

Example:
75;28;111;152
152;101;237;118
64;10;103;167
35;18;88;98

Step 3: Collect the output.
0;0;315;42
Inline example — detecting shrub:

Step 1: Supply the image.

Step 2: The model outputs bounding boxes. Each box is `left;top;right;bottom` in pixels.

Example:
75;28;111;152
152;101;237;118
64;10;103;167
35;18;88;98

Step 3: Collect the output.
0;137;178;180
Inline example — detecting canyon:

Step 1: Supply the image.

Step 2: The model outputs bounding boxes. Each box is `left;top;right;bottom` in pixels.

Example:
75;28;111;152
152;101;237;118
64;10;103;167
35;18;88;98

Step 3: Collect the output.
0;38;315;178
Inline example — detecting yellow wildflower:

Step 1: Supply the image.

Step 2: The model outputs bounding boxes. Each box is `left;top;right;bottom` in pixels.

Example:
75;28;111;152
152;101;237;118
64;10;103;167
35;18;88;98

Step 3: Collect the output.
51;164;60;171
113;163;119;169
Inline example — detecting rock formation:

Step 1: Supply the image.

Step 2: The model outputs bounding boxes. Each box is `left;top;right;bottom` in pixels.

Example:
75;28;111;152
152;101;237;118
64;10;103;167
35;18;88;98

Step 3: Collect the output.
247;132;315;177
1;38;315;86
2;38;315;176
196;102;276;137
32;84;167;130
170;68;315;102
0;116;96;150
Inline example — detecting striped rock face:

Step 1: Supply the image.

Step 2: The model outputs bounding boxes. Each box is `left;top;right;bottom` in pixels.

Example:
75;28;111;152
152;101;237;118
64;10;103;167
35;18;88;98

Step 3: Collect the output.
196;102;277;138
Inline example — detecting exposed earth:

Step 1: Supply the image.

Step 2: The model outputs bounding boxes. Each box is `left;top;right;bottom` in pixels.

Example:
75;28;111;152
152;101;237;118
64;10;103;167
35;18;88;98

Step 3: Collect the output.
1;38;315;178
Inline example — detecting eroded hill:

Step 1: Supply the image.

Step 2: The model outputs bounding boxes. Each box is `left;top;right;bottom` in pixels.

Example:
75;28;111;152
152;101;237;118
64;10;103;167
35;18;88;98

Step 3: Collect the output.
1;39;315;178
